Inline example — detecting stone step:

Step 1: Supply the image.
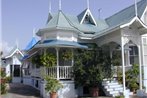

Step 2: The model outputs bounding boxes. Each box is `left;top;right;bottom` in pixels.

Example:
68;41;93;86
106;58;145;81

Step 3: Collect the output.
109;90;119;94
104;85;122;89
114;87;123;91
102;82;119;86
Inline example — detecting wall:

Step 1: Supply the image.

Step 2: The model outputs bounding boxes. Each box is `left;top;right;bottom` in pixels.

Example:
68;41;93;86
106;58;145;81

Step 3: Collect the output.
42;30;78;42
41;80;77;98
23;77;32;86
58;81;77;98
95;30;121;46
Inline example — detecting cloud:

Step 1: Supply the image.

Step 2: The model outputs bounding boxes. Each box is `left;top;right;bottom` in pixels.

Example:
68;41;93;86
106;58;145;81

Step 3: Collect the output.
0;40;13;56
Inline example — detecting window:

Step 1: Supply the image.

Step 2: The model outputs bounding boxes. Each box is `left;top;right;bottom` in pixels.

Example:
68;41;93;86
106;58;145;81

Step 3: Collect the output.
129;46;139;65
83;14;96;25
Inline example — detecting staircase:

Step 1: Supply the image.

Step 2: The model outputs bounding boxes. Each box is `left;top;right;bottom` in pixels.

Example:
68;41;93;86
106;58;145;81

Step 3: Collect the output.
102;79;133;97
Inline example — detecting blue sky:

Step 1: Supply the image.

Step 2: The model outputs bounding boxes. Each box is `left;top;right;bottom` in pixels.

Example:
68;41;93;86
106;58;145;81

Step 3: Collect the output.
2;0;135;53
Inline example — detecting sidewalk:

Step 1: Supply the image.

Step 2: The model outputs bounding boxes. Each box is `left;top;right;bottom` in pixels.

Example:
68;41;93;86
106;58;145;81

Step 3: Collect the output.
1;83;40;98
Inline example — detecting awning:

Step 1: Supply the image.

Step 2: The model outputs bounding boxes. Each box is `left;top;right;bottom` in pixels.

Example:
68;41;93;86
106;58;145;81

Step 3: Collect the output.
34;40;88;49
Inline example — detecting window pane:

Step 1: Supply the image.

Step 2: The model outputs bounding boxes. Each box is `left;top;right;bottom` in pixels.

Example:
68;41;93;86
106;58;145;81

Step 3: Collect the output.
134;46;138;55
129;46;133;55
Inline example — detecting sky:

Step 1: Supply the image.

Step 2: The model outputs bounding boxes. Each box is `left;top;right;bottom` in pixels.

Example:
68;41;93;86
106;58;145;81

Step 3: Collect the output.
1;0;136;54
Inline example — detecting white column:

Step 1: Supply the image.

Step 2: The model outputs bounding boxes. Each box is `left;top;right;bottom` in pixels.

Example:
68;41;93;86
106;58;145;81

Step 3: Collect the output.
56;48;59;80
138;45;143;90
142;37;147;92
121;36;126;95
12;57;14;77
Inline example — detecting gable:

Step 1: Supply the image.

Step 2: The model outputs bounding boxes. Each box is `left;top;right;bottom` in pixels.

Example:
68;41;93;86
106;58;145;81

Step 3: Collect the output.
5;47;24;59
78;9;97;26
106;0;147;28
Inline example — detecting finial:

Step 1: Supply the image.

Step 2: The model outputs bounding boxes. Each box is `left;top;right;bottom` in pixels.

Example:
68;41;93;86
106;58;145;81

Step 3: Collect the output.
98;8;102;19
87;0;89;9
59;0;62;10
49;0;51;13
15;39;19;48
134;0;138;17
33;28;36;37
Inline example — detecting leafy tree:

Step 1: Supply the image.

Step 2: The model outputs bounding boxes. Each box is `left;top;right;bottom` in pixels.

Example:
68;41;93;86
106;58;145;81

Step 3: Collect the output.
73;45;113;93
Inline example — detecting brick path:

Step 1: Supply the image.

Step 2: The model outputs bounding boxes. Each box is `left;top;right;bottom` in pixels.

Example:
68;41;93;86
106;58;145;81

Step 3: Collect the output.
1;83;40;98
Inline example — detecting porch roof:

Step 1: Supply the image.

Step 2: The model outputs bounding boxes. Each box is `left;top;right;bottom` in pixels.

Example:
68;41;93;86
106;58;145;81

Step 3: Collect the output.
34;40;88;49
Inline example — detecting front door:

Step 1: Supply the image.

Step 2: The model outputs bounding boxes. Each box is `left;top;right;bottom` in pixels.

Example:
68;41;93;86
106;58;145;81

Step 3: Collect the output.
12;65;21;83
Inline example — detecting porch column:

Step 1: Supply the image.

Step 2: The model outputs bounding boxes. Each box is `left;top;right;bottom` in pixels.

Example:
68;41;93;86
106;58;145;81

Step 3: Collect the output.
56;48;59;80
138;45;143;90
142;37;147;93
12;56;14;77
121;36;126;95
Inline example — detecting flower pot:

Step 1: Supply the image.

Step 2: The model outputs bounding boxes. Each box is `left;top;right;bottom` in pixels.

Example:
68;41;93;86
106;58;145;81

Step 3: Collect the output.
50;92;57;98
0;79;6;83
90;87;99;97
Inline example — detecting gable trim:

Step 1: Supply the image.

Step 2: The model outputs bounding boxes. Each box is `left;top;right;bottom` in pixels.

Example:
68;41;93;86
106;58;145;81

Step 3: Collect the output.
120;16;147;29
141;6;147;21
80;9;97;26
5;48;24;59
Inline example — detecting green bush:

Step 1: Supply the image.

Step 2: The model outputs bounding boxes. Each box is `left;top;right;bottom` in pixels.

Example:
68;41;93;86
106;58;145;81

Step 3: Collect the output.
0;68;7;94
115;95;124;98
5;76;12;83
1;84;7;94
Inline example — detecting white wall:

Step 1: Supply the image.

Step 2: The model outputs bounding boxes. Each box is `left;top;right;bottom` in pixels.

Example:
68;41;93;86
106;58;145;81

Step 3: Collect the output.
58;81;77;98
41;81;77;98
23;77;32;86
5;64;10;77
42;30;78;42
95;30;121;46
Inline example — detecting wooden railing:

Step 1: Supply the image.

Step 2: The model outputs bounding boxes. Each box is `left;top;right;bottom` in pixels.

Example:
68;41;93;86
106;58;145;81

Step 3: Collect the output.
31;66;73;80
46;66;73;79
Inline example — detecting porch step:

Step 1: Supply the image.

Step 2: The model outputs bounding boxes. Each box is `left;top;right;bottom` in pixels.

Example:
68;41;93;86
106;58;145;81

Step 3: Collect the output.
102;79;132;97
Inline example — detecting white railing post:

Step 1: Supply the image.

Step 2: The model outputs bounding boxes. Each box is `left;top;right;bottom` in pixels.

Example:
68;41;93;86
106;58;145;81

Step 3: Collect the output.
56;48;59;80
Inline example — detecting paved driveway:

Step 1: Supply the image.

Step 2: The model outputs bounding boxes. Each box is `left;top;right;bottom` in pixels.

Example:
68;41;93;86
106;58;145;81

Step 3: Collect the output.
1;83;40;98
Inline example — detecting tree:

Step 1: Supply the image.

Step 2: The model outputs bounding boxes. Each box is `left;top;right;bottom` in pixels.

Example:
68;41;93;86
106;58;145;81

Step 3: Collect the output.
73;45;113;96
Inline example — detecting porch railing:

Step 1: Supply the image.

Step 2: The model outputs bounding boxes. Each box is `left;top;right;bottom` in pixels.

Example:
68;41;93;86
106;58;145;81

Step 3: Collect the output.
46;66;73;80
31;66;73;80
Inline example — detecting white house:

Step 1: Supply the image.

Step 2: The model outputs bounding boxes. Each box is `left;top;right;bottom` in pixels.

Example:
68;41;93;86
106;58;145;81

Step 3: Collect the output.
21;0;147;98
1;45;24;83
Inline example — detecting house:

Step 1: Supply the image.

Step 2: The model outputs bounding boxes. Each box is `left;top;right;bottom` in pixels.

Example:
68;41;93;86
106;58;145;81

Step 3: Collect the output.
1;45;24;83
22;0;147;98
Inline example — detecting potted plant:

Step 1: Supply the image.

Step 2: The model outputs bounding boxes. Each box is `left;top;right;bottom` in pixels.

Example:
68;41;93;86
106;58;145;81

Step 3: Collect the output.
45;76;63;98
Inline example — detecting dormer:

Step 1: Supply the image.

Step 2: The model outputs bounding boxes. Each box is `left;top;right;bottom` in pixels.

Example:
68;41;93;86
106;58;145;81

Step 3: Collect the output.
78;9;97;26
